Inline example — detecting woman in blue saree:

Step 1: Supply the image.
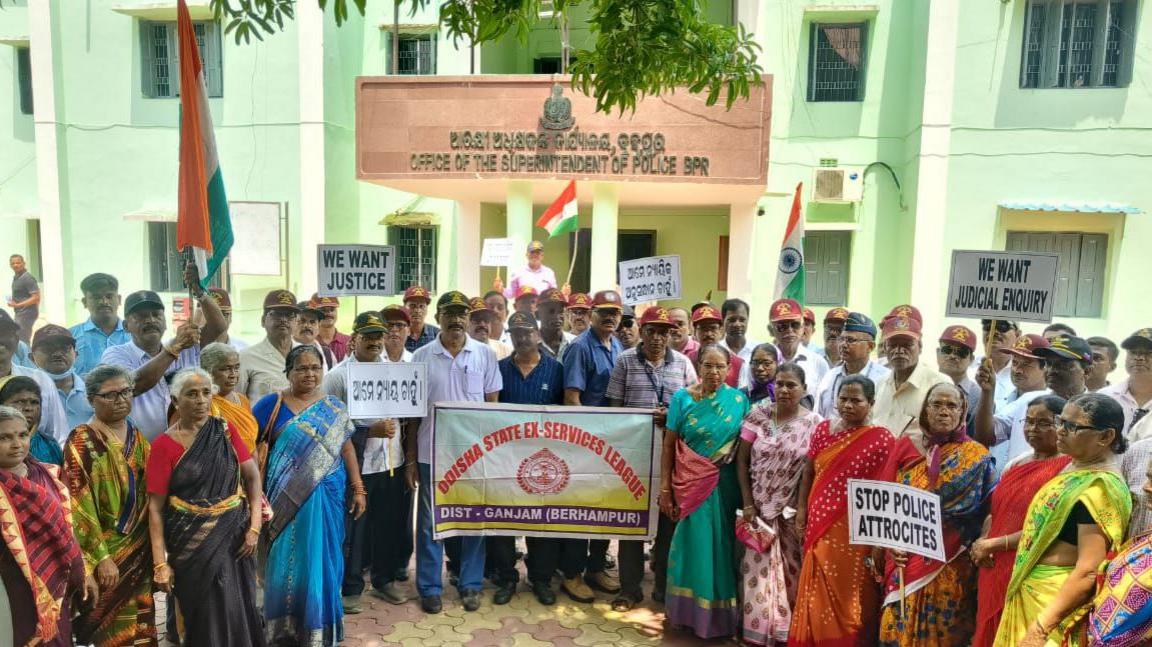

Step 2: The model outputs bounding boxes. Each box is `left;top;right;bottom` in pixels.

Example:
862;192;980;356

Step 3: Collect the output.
253;345;366;647
660;344;750;640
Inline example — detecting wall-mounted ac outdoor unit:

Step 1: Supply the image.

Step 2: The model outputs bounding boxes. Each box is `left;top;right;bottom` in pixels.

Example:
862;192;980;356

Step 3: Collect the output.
812;167;865;203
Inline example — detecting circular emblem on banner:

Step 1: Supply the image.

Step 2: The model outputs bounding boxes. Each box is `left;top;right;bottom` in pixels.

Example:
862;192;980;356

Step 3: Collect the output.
779;247;803;275
517;448;570;495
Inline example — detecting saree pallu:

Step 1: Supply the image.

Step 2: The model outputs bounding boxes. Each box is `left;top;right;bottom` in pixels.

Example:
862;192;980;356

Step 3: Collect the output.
163;417;265;647
789;422;894;647
995;470;1131;647
740;408;821;646
262;396;354;647
1090;532;1152;646
877;438;996;647
0;459;83;647
213;393;258;452
972;455;1070;647
29;431;63;465
64;422;157;647
665;386;750;640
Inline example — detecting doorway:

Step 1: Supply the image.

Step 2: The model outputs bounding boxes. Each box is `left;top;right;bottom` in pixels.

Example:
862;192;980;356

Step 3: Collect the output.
567;228;656;294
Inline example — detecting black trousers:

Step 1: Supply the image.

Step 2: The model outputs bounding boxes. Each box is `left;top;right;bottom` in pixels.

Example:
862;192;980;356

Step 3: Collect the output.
586;539;609;573
343;469;415;596
618;512;676;598
485;536;521;586
526;537;586;583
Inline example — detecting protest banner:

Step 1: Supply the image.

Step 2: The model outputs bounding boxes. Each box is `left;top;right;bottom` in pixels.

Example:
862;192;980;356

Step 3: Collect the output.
481;238;515;267
316;244;397;297
847;479;945;562
431;402;659;540
618;255;681;305
945;250;1059;324
346;362;427;419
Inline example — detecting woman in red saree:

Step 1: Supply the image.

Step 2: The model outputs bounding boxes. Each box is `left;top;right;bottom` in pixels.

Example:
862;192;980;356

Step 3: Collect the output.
969;395;1070;647
0;405;96;646
789;375;894;646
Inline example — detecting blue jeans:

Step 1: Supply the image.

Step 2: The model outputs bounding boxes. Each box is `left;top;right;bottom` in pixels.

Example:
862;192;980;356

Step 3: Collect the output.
417;462;485;597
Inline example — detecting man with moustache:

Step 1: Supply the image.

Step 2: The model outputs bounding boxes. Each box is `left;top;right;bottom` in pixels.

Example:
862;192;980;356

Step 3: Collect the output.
70;273;131;376
406;292;502;614
325;309;413;611
100;282;226;440
615;306;638;350
719;299;757;366
536;288;574;360
294;300;337;372
403;286;439;353
667;307;698;358
483;290;510;344
312;293;351;362
688;304;743;387
562;290;625;599
8;254;39;344
30;325;93;430
872;314;950;439
237;290;300;401
0;309;67;442
566;293;592;336
504;240;558;298
513;285;539;316
467;297;512;360
814;312;889;418
936;325;981;428
766;299;828;398
605;307;695;609
1100;329;1152;437
198;288;247;350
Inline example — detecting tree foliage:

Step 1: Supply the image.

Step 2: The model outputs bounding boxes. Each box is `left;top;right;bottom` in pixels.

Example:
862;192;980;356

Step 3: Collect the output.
208;0;762;113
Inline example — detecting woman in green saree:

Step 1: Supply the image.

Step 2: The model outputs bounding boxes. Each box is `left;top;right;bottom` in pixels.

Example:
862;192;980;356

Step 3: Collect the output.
660;344;750;639
995;393;1133;647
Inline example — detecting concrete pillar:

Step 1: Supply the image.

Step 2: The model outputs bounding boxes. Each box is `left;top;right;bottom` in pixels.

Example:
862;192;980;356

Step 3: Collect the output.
296;1;325;297
589;183;619;292
909;0;959;335
506;181;533;255
727;202;756;300
28;0;65;323
455;201;482;296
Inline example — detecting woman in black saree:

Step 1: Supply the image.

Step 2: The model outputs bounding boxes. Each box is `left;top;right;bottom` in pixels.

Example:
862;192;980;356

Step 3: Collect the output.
146;367;266;646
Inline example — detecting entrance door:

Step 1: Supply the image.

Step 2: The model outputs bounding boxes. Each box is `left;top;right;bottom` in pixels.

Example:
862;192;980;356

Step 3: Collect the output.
567;228;656;293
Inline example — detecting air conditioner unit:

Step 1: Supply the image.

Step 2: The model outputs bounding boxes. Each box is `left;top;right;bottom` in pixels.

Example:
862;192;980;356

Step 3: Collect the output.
539;0;557;18
812;167;865;203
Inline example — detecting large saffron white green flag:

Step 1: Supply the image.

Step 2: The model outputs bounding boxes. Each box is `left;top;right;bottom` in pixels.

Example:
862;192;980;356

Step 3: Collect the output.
535;180;578;238
773;183;805;303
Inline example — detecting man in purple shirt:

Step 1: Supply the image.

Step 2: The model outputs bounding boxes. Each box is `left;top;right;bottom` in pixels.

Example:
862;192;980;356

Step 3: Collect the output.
504;240;558;299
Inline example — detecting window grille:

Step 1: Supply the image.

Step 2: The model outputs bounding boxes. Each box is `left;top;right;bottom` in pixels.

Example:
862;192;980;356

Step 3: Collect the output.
389;34;437;75
16;47;32;115
1020;0;1134;88
389;225;438;291
807;23;867;102
140;20;223;98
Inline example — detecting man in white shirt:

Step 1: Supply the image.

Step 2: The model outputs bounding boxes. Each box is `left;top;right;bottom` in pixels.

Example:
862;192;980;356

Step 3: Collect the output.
326;308;414;611
504;240;558;299
1099;328;1152;436
719;298;758;365
815;312;890;418
238;290;299;401
872;314;950;438
536;288;575;359
294;301;336;372
766;299;828;399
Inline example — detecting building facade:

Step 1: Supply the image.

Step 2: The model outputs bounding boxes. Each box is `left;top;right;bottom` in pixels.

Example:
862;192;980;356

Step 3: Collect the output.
1;0;1149;343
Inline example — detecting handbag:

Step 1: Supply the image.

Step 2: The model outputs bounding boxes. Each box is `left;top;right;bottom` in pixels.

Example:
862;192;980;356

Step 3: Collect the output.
734;513;776;553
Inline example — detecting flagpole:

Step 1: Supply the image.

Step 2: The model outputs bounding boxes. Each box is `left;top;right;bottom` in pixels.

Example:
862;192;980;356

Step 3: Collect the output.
565;232;579;288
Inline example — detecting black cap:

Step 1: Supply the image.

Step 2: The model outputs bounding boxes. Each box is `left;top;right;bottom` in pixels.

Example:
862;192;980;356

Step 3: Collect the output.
1034;335;1093;362
0;309;18;333
124;290;165;316
507;312;539;331
437;291;471;311
620;305;636;321
352;311;387;334
79;272;118;293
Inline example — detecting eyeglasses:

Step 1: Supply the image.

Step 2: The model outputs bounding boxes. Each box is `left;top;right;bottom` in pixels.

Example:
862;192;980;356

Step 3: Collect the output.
700;362;728;373
94;388;133;402
937;345;972;359
774;321;802;333
1023;417;1056;430
1058;419;1102;435
839;336;870;347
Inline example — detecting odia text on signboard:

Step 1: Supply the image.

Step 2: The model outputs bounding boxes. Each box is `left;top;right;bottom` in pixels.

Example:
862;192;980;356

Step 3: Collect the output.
347;362;427;419
619;255;681;305
946;250;1059;324
847;479;945;562
317;244;396;297
481;238;515;267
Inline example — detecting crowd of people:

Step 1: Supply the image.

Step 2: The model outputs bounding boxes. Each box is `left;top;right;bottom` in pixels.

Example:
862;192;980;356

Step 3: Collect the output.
1;240;1151;647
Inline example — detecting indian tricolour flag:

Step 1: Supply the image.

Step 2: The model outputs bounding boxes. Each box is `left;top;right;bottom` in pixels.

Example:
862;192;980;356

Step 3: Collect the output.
535;180;578;238
176;0;232;289
773;182;806;302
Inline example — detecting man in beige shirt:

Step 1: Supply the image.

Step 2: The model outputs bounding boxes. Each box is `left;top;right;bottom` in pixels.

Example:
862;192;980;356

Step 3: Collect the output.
873;314;950;438
237;289;298;401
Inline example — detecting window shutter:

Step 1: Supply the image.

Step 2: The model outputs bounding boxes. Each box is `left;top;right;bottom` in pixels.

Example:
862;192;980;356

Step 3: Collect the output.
823;232;850;305
1038;0;1065;88
16;48;33;115
140;21;157;97
169;23;181;97
429;33;438;74
1005;231;1027;252
1074;233;1107;317
204;22;224;97
803;234;825;302
1051;232;1081;317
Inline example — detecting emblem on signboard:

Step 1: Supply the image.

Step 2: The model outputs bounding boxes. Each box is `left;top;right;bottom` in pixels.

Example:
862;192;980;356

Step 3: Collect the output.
540;84;575;131
517;448;570;495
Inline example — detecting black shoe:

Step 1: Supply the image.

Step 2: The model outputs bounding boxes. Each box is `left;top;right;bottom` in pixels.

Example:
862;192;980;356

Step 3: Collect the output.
651;588;665;604
461;589;482;612
420;595;443;614
531;581;557;606
394;568;410;582
493;583;516;605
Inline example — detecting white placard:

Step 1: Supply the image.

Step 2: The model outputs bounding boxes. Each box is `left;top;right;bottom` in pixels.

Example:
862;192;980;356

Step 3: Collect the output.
618;255;681;305
229;201;282;275
347;362;427;419
317;244;397;297
847;479;945;562
481;238;516;267
946;250;1059;324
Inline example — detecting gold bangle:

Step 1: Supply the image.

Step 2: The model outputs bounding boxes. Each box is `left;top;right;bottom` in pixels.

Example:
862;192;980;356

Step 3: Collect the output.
247;526;261;536
1002;535;1009;551
153;562;168;572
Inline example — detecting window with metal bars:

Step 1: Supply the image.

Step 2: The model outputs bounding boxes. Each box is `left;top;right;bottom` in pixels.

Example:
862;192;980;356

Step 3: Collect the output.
1020;0;1134;88
148;222;225;291
139;20;223;98
389;225;438;291
388;34;437;75
807;23;867;102
16;47;32;115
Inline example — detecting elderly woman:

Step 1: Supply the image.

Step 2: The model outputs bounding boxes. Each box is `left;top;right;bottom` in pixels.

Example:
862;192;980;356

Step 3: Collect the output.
0;376;62;464
253;345;365;646
0;405;95;646
64;364;156;646
201;342;259;453
146;368;265;646
660;344;749;639
736;363;822;646
790;375;894;646
995;393;1131;647
877;383;997;647
741;342;780;407
970;395;1070;647
1089;457;1152;646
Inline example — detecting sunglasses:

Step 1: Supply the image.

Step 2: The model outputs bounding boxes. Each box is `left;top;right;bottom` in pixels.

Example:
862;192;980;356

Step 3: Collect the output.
937;345;972;359
774;321;802;332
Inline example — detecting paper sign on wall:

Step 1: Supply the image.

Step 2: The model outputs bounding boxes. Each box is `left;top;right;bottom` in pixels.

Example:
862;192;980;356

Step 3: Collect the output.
481;238;516;267
317;244;397;297
847;479;946;562
945;250;1059;324
618;255;681;305
346;362;427;419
